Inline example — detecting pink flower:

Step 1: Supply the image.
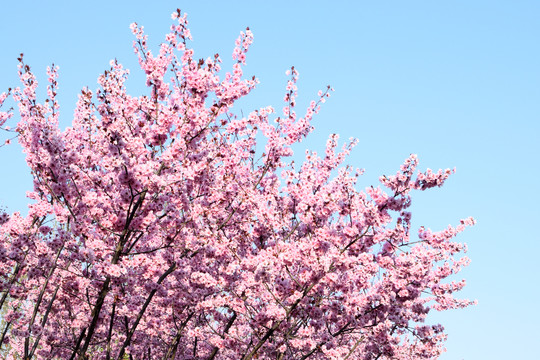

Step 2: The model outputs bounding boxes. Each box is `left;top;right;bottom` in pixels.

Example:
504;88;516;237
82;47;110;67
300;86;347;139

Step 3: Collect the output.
0;9;474;360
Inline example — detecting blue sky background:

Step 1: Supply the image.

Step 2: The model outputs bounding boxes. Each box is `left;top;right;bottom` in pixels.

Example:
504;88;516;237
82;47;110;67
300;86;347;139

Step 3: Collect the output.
1;1;539;359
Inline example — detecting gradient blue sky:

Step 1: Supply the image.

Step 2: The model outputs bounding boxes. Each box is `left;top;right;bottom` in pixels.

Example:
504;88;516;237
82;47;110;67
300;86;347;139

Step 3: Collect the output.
1;2;539;359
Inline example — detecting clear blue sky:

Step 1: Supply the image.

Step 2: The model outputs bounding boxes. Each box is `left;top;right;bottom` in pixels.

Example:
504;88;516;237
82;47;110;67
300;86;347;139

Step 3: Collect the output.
1;1;539;359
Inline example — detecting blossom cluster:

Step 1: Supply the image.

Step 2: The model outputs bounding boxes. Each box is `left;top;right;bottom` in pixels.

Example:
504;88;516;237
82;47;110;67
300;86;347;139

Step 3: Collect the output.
0;9;474;360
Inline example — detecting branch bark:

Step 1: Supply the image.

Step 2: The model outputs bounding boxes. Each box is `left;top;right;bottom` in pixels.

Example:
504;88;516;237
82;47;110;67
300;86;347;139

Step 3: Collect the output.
116;262;177;360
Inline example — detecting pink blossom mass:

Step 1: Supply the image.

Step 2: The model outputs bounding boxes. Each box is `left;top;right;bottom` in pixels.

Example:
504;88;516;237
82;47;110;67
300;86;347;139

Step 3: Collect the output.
0;9;474;360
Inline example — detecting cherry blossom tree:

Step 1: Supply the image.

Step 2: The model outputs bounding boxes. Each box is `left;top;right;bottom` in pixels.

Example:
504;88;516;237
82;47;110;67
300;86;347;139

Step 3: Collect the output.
0;9;474;360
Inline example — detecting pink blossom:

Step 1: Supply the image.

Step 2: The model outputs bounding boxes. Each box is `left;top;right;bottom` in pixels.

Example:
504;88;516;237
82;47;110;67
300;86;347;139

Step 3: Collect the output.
0;10;474;360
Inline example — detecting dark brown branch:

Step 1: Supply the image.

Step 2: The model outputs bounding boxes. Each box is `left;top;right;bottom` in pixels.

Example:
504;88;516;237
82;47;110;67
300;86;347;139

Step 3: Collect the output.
163;312;194;360
207;310;237;360
76;276;111;359
25;246;63;358
73;187;147;359
0;321;12;350
105;296;117;360
68;328;86;360
242;280;318;360
29;284;61;358
116;262;177;360
0;263;21;312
